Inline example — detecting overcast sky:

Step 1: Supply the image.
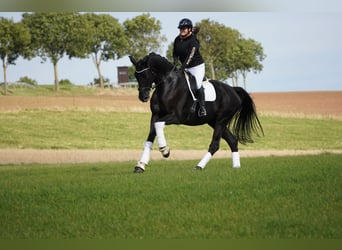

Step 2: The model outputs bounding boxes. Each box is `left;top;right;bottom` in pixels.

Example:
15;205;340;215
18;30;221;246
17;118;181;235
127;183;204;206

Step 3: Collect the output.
1;11;342;92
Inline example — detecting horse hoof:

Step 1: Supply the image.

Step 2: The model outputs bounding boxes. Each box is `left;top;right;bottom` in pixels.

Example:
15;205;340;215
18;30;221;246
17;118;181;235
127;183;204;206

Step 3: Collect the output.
134;162;146;173
159;146;170;158
194;166;203;170
134;166;145;173
163;151;170;158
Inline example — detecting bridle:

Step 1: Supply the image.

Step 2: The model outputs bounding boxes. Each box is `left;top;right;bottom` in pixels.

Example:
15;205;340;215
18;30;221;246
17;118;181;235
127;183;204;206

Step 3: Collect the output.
135;67;150;74
135;62;175;91
135;67;161;90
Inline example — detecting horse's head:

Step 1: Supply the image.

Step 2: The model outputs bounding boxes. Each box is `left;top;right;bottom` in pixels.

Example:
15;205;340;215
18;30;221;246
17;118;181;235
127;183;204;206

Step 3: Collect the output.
130;53;174;103
129;54;156;102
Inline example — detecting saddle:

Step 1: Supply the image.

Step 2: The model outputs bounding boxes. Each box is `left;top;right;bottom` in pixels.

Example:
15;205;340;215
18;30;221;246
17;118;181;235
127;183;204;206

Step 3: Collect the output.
183;71;216;102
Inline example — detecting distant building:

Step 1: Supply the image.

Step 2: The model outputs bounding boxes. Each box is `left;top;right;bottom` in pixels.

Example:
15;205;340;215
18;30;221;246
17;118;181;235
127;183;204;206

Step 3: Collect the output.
117;66;129;83
117;66;137;88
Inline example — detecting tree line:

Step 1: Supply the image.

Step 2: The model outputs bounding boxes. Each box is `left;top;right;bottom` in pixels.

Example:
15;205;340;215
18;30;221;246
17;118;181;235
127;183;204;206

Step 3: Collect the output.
0;12;265;95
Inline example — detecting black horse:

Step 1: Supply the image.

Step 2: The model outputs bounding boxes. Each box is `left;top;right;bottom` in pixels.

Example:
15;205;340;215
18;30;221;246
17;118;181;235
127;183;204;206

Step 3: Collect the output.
129;52;263;173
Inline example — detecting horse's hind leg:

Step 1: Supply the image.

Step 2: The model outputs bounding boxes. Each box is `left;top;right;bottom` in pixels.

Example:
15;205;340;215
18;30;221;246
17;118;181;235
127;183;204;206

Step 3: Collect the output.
196;121;227;169
221;127;240;168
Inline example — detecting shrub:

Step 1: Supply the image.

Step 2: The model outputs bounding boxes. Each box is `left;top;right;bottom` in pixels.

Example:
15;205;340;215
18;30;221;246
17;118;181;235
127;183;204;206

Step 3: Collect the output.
90;77;111;87
18;76;37;85
59;79;73;85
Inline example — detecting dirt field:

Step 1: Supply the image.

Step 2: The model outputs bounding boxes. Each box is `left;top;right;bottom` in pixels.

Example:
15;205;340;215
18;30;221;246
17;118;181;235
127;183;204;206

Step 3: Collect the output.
0;95;149;112
251;91;342;118
0;91;341;164
1;91;341;117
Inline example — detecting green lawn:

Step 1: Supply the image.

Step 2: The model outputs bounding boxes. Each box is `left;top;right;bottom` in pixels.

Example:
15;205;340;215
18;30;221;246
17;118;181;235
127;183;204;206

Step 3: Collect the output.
0;110;341;150
2;84;137;96
0;154;341;239
1;92;341;239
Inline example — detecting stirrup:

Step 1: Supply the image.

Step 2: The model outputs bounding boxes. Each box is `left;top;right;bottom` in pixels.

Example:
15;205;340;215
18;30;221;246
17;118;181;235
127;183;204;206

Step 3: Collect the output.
190;101;198;113
198;107;207;117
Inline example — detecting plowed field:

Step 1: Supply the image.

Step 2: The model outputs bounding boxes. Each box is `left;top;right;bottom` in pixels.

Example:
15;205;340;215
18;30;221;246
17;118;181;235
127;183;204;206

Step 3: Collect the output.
1;91;341;117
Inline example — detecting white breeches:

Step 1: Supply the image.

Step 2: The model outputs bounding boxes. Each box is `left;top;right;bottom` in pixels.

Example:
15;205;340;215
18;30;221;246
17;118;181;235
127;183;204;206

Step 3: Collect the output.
187;63;205;89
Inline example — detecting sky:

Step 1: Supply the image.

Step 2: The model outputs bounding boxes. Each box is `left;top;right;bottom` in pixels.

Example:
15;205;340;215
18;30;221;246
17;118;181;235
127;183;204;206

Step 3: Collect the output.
1;11;342;93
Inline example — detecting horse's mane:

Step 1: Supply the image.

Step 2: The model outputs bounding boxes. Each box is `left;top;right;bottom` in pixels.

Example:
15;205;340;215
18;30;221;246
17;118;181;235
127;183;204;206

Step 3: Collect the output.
148;52;173;74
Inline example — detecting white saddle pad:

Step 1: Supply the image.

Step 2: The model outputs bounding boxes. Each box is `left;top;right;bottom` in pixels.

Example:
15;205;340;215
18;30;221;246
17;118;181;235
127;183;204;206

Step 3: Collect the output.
203;79;216;101
184;72;216;102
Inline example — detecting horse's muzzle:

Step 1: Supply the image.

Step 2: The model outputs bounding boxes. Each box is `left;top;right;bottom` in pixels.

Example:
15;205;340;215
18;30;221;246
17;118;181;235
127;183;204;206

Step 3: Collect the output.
139;90;150;102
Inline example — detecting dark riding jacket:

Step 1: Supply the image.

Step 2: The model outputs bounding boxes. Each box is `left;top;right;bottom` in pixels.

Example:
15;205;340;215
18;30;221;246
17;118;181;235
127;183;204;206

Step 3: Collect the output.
172;34;204;69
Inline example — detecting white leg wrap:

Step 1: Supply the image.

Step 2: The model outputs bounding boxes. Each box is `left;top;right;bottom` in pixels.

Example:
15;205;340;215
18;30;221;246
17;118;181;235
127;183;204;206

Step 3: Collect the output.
232;151;241;168
139;141;153;165
155;121;167;148
197;152;212;169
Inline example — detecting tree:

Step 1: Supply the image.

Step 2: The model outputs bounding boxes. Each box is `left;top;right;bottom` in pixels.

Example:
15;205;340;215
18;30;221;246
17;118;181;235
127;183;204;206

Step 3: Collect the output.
0;17;31;95
78;13;128;88
237;38;266;89
220;38;266;88
124;13;166;60
196;19;241;81
22;12;81;91
223;43;242;87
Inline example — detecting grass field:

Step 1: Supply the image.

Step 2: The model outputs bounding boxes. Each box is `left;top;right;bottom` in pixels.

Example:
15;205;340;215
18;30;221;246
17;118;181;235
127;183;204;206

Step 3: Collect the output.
0;111;341;150
0;154;341;239
1;84;116;96
0;88;341;239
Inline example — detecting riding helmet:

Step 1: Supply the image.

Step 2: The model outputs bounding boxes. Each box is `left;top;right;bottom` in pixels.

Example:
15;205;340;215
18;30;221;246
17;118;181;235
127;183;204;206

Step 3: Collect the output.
178;18;193;29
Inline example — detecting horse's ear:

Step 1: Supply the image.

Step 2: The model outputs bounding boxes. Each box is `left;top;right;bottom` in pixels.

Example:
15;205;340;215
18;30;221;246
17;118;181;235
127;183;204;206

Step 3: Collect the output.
129;55;137;66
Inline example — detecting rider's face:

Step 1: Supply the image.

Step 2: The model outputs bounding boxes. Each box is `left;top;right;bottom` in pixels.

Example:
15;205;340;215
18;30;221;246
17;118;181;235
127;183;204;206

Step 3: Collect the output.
179;27;191;37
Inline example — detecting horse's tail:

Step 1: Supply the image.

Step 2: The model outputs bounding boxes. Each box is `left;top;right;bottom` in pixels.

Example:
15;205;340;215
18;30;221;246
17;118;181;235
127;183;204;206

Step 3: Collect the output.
231;87;264;144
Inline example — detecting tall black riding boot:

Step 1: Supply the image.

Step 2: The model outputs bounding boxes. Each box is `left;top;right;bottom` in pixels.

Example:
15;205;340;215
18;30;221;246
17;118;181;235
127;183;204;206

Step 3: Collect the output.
197;86;207;117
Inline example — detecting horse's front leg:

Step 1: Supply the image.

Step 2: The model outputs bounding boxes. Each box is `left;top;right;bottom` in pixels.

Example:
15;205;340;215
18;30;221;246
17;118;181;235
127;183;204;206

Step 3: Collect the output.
155;114;181;158
134;117;157;173
155;121;170;158
135;141;153;173
135;120;173;173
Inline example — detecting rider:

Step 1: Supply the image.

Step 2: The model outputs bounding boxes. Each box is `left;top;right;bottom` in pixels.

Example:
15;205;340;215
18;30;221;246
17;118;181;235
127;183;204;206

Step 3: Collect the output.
172;18;207;117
